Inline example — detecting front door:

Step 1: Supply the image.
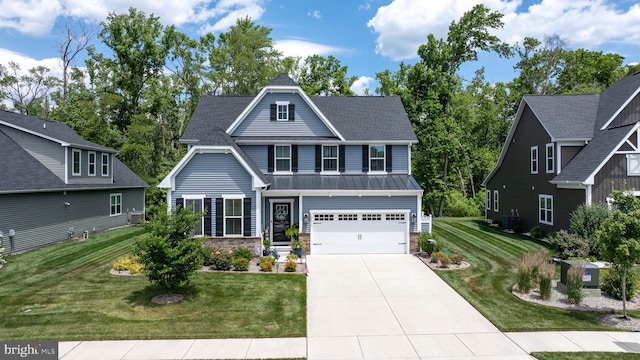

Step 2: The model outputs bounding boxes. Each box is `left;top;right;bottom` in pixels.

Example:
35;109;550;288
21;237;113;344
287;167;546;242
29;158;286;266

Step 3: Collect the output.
272;202;291;244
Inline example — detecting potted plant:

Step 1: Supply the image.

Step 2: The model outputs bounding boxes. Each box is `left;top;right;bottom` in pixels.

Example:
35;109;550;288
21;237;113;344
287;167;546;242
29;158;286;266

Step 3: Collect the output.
291;239;303;258
262;238;271;256
286;223;302;257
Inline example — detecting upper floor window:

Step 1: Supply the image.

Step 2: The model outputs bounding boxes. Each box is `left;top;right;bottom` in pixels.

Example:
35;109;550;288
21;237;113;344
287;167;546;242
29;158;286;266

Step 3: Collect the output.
539;194;553;225
110;193;122;216
277;101;289;121
369;145;385;172
546;143;555;173
72;149;81;176
530;146;538;174
323;145;338;172
628;154;640;176
102;153;109;176
275;145;291;172
88;151;96;176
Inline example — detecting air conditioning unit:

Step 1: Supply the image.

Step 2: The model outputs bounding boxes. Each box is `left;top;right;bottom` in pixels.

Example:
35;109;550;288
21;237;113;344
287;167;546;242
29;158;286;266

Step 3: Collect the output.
130;212;145;225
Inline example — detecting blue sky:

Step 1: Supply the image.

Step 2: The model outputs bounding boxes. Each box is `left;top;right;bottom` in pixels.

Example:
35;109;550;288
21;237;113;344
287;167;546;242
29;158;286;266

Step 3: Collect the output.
1;0;640;95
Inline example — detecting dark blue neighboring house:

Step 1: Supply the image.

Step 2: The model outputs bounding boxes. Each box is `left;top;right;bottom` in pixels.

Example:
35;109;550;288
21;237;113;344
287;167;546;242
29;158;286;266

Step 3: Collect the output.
483;71;640;234
160;73;424;254
0;110;147;253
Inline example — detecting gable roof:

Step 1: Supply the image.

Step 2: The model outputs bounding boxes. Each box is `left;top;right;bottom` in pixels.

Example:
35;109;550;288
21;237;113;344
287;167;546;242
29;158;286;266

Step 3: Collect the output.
597;71;640;130
524;94;599;140
268;73;299;86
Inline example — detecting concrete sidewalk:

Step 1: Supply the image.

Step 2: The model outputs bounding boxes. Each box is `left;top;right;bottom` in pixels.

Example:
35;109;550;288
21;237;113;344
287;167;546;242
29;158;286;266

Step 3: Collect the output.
58;255;640;359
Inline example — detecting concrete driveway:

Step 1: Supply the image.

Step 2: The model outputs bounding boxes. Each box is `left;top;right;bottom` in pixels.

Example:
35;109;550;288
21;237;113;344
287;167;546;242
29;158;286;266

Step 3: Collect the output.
306;255;532;359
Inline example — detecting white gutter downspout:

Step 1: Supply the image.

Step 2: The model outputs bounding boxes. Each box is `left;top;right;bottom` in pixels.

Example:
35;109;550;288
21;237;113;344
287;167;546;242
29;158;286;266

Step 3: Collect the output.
585;184;593;205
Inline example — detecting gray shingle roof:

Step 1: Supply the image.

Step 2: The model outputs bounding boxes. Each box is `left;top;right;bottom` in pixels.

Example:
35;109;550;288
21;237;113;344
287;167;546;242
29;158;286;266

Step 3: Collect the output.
0;110;116;153
268;73;299;86
265;174;422;191
524;94;599;140
596;72;640;130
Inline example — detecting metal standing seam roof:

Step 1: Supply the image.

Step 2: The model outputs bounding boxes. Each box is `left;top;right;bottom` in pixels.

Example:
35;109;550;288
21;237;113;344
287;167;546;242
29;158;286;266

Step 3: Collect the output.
264;174;422;191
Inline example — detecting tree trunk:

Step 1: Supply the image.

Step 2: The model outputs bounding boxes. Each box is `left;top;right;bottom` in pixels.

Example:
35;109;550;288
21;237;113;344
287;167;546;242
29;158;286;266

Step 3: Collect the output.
458;168;467;198
438;153;449;217
623;267;628;318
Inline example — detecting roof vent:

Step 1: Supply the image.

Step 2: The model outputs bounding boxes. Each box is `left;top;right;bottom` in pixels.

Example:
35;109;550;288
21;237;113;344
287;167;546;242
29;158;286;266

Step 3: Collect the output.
43;123;46;129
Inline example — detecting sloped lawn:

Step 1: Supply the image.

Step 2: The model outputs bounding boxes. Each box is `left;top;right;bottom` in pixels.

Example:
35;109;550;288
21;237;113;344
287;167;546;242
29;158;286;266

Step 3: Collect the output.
0;227;306;340
433;218;612;332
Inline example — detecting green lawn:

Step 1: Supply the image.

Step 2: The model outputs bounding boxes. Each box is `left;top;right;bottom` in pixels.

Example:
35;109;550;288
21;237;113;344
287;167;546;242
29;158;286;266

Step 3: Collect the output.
532;353;640;360
433;218;614;332
0;227;306;340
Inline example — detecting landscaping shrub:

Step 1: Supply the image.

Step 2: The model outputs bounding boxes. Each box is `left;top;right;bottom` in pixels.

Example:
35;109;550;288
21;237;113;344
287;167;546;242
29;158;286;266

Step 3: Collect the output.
530;225;543;239
418;232;440;255
231;247;253;261
601;265;640;301
259;256;274;272
439;256;451;268
516;249;550;293
232;257;249;271
549;230;589;260
210;249;233;270
450;254;464;265
200;247;216;266
430;251;447;264
513;224;525;234
538;262;555;300
112;256;144;274
284;260;297;272
443;190;481;217
570;202;609;258
566;265;585;304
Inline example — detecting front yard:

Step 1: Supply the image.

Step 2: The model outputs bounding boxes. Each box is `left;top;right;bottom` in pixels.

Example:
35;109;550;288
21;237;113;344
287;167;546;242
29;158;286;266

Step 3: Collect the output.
433;218;618;332
0;227;306;341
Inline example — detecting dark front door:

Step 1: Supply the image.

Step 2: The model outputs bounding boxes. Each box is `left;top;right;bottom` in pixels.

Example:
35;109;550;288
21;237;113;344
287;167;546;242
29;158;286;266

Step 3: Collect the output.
272;202;291;244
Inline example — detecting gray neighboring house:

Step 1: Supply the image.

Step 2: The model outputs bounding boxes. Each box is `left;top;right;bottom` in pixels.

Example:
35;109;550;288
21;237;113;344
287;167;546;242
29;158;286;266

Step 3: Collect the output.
160;73;424;254
0;110;147;253
483;71;640;234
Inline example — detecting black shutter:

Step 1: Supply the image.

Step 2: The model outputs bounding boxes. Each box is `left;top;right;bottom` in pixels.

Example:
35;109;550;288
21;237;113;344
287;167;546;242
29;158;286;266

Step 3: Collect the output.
215;198;223;236
288;104;295;121
292;145;298;173
243;198;251;236
270;104;277;121
315;145;322;172
204;198;212;236
175;198;184;212
267;145;274;172
362;145;369;172
339;145;345;172
386;145;393;172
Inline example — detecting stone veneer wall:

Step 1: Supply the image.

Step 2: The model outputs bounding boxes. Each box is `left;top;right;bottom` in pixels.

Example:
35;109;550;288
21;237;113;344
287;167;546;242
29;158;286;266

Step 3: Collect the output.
203;237;262;252
299;233;310;256
410;232;419;253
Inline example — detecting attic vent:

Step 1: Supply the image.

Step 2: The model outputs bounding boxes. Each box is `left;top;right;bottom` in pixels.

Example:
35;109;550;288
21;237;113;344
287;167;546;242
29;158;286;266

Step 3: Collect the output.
43;123;46;129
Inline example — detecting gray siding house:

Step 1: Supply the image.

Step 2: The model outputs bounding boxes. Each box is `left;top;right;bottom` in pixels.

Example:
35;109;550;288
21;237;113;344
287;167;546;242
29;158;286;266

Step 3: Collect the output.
160;74;424;254
483;72;640;234
0;110;147;253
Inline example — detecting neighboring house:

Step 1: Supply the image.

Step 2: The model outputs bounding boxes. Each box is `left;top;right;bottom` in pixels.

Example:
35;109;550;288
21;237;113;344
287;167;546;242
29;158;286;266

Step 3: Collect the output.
159;73;424;255
0;110;148;253
483;72;640;234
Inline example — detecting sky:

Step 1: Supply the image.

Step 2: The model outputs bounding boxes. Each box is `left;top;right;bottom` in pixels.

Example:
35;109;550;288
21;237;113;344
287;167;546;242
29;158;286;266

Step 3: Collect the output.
1;0;640;95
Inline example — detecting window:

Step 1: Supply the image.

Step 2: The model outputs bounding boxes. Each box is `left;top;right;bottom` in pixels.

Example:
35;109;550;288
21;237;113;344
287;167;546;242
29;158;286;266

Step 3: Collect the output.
102;153;109;176
628;154;640;175
362;214;382;221
184;198;204;236
314;214;334;221
276;101;289;121
369;145;385;172
88;151;96;176
493;190;499;212
275;145;291;172
338;214;358;221
386;213;405;221
539;194;553;225
322;145;338;172
486;190;492;210
72;149;81;176
546;143;555;173
224;198;243;236
110;193;122;216
530;146;538;174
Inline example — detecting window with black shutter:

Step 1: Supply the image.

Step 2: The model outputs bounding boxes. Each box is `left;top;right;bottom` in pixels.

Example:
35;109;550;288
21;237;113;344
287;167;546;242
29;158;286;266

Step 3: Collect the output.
270;104;277;121
267;145;274;172
204;198;212;236
291;145;298;173
215;198;223;236
339;145;345;172
288;104;295;121
362;145;369;172
243;198;252;236
386;145;393;172
315;145;322;172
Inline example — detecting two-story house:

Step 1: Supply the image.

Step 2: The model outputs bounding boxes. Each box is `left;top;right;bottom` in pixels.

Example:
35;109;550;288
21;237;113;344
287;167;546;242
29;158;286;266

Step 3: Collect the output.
0;110;147;253
159;74;423;254
483;71;640;234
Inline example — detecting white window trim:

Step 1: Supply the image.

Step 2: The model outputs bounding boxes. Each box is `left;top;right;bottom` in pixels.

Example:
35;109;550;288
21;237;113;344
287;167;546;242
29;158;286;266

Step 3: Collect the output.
72;149;81;176
222;195;245;237
321;144;339;174
546;143;555;174
530;146;538;174
368;144;387;174
493;190;499;212
627;154;640;176
485;190;491;210
276;101;289;122
539;194;553;225
183;195;205;236
274;144;292;174
101;153;109;177
88;151;96;176
110;193;122;217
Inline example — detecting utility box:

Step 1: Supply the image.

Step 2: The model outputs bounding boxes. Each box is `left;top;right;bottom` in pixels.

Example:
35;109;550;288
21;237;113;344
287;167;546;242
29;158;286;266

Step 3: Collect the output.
560;260;599;289
501;216;520;230
130;212;145;225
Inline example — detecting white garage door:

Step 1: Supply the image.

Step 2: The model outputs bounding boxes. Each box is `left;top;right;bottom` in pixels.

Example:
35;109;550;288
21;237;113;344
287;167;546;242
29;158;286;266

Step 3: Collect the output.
310;210;409;255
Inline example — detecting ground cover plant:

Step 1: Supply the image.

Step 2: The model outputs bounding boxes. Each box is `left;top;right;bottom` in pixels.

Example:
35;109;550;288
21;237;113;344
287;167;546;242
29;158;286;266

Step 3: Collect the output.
0;227;306;340
433;218;613;331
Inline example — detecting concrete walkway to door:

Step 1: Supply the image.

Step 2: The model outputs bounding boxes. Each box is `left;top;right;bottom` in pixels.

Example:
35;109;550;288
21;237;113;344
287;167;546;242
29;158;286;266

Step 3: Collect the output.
306;254;531;359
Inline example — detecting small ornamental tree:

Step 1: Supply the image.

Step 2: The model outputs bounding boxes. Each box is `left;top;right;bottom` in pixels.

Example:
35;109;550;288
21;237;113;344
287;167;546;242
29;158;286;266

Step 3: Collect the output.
597;190;640;318
135;205;204;294
570;202;610;257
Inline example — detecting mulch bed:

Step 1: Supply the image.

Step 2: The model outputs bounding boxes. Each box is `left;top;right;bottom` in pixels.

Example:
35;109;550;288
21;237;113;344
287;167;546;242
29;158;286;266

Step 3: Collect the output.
415;254;470;271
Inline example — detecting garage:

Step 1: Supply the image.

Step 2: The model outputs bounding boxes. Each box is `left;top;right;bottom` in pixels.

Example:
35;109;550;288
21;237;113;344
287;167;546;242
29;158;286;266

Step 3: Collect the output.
310;210;409;254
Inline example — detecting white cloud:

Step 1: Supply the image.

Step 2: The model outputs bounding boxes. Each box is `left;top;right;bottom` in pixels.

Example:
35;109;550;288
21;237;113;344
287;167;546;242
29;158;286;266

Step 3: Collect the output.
275;39;346;59
0;0;62;36
350;76;374;95
367;0;640;61
308;10;321;19
359;3;371;11
0;48;63;77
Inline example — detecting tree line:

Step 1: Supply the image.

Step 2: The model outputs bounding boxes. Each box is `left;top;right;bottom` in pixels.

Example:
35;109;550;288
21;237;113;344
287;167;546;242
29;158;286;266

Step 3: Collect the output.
1;5;638;217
